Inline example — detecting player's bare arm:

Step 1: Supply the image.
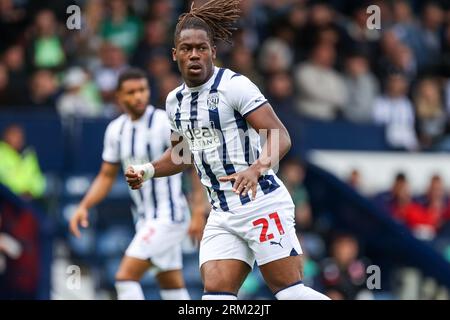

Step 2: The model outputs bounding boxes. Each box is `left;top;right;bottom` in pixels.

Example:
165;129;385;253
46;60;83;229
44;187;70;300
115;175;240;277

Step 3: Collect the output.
187;168;208;242
125;132;191;190
69;162;120;238
219;103;291;200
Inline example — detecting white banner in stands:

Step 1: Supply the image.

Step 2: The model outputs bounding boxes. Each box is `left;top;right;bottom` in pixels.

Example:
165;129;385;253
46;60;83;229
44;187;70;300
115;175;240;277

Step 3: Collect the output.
308;150;450;195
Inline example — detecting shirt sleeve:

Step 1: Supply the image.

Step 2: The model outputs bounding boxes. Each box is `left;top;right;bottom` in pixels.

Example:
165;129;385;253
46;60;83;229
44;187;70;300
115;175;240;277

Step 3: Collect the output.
167;111;178;133
102;122;120;164
227;75;268;117
158;111;174;148
166;92;181;133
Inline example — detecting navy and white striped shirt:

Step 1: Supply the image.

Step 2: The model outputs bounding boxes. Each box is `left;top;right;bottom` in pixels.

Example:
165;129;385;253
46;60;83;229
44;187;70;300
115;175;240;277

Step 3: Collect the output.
166;67;282;212
102;105;188;223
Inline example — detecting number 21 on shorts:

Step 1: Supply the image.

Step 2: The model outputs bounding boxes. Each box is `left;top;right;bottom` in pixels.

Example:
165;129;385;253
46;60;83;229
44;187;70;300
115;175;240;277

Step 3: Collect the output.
252;212;285;242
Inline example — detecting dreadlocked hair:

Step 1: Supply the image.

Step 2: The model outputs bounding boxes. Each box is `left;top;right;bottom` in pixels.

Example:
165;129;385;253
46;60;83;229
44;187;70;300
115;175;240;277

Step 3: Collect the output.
175;0;241;45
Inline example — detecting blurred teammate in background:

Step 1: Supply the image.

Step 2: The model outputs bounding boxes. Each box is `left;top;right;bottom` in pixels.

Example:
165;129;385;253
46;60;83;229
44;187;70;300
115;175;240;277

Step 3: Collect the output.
70;68;207;300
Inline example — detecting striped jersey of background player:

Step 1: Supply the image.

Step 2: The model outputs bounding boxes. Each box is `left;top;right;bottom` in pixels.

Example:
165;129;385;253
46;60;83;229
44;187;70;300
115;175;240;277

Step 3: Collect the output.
70;68;206;300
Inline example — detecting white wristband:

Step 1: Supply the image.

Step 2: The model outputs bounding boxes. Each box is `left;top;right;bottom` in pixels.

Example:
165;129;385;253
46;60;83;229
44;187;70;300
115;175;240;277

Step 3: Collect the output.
131;163;155;181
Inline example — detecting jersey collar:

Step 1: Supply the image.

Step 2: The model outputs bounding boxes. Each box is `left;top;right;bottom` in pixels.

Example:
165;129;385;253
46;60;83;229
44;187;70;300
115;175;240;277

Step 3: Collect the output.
130;105;154;124
184;66;219;92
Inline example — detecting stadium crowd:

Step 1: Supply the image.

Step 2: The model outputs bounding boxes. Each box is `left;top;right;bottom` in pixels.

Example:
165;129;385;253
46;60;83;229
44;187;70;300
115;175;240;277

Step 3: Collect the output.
1;0;450;150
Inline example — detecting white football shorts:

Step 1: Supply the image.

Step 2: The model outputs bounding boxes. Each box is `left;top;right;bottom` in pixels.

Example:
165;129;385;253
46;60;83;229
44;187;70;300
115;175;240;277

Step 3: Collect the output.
125;217;189;272
199;186;302;268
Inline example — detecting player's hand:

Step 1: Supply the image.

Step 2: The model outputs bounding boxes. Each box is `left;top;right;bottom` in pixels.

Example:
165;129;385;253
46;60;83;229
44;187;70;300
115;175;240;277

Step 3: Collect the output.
69;206;90;238
219;166;259;200
125;166;144;190
188;212;206;243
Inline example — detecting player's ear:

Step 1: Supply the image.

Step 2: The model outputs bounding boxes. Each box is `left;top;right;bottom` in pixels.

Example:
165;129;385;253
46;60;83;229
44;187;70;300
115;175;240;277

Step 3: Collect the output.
172;48;177;62
212;45;217;60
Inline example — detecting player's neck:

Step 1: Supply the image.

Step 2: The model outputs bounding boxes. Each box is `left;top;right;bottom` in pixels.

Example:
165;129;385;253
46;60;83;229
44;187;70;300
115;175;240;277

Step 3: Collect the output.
129;110;147;122
185;66;215;89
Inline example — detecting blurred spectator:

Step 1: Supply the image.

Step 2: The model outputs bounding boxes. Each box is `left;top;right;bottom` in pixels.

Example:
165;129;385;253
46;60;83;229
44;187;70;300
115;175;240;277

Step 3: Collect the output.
413;78;446;149
387;173;420;224
258;37;293;75
0;0;27;52
378;31;401;60
266;19;297;51
373;73;418;150
390;0;423;64
308;1;335;27
265;71;296;114
73;0;105;68
319;234;371;300
26;10;66;70
0;124;46;200
342;52;379;123
374;172;408;214
374;0;394;28
156;73;181;108
2;45;27;98
417;2;444;68
146;0;175;25
308;16;345;70
0;63;11;106
287;2;308;31
391;43;417;80
0;200;40;299
386;43;417;82
229;46;263;87
416;175;450;236
347;169;362;191
0;215;23;281
57;67;103;119
389;1;444;69
146;51;172;81
100;0;143;56
287;3;309;61
424;173;450;258
146;50;173;106
340;3;381;61
27;69;60;110
280;158;326;261
382;172;440;240
294;42;347;120
316;24;341;49
234;0;261;52
280;158;312;230
131;19;171;70
301;1;336;50
376;31;417;81
92;42;127;110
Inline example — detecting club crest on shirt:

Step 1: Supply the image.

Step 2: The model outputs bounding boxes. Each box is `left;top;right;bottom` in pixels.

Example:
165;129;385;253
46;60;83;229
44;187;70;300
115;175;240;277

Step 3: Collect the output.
207;92;219;110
